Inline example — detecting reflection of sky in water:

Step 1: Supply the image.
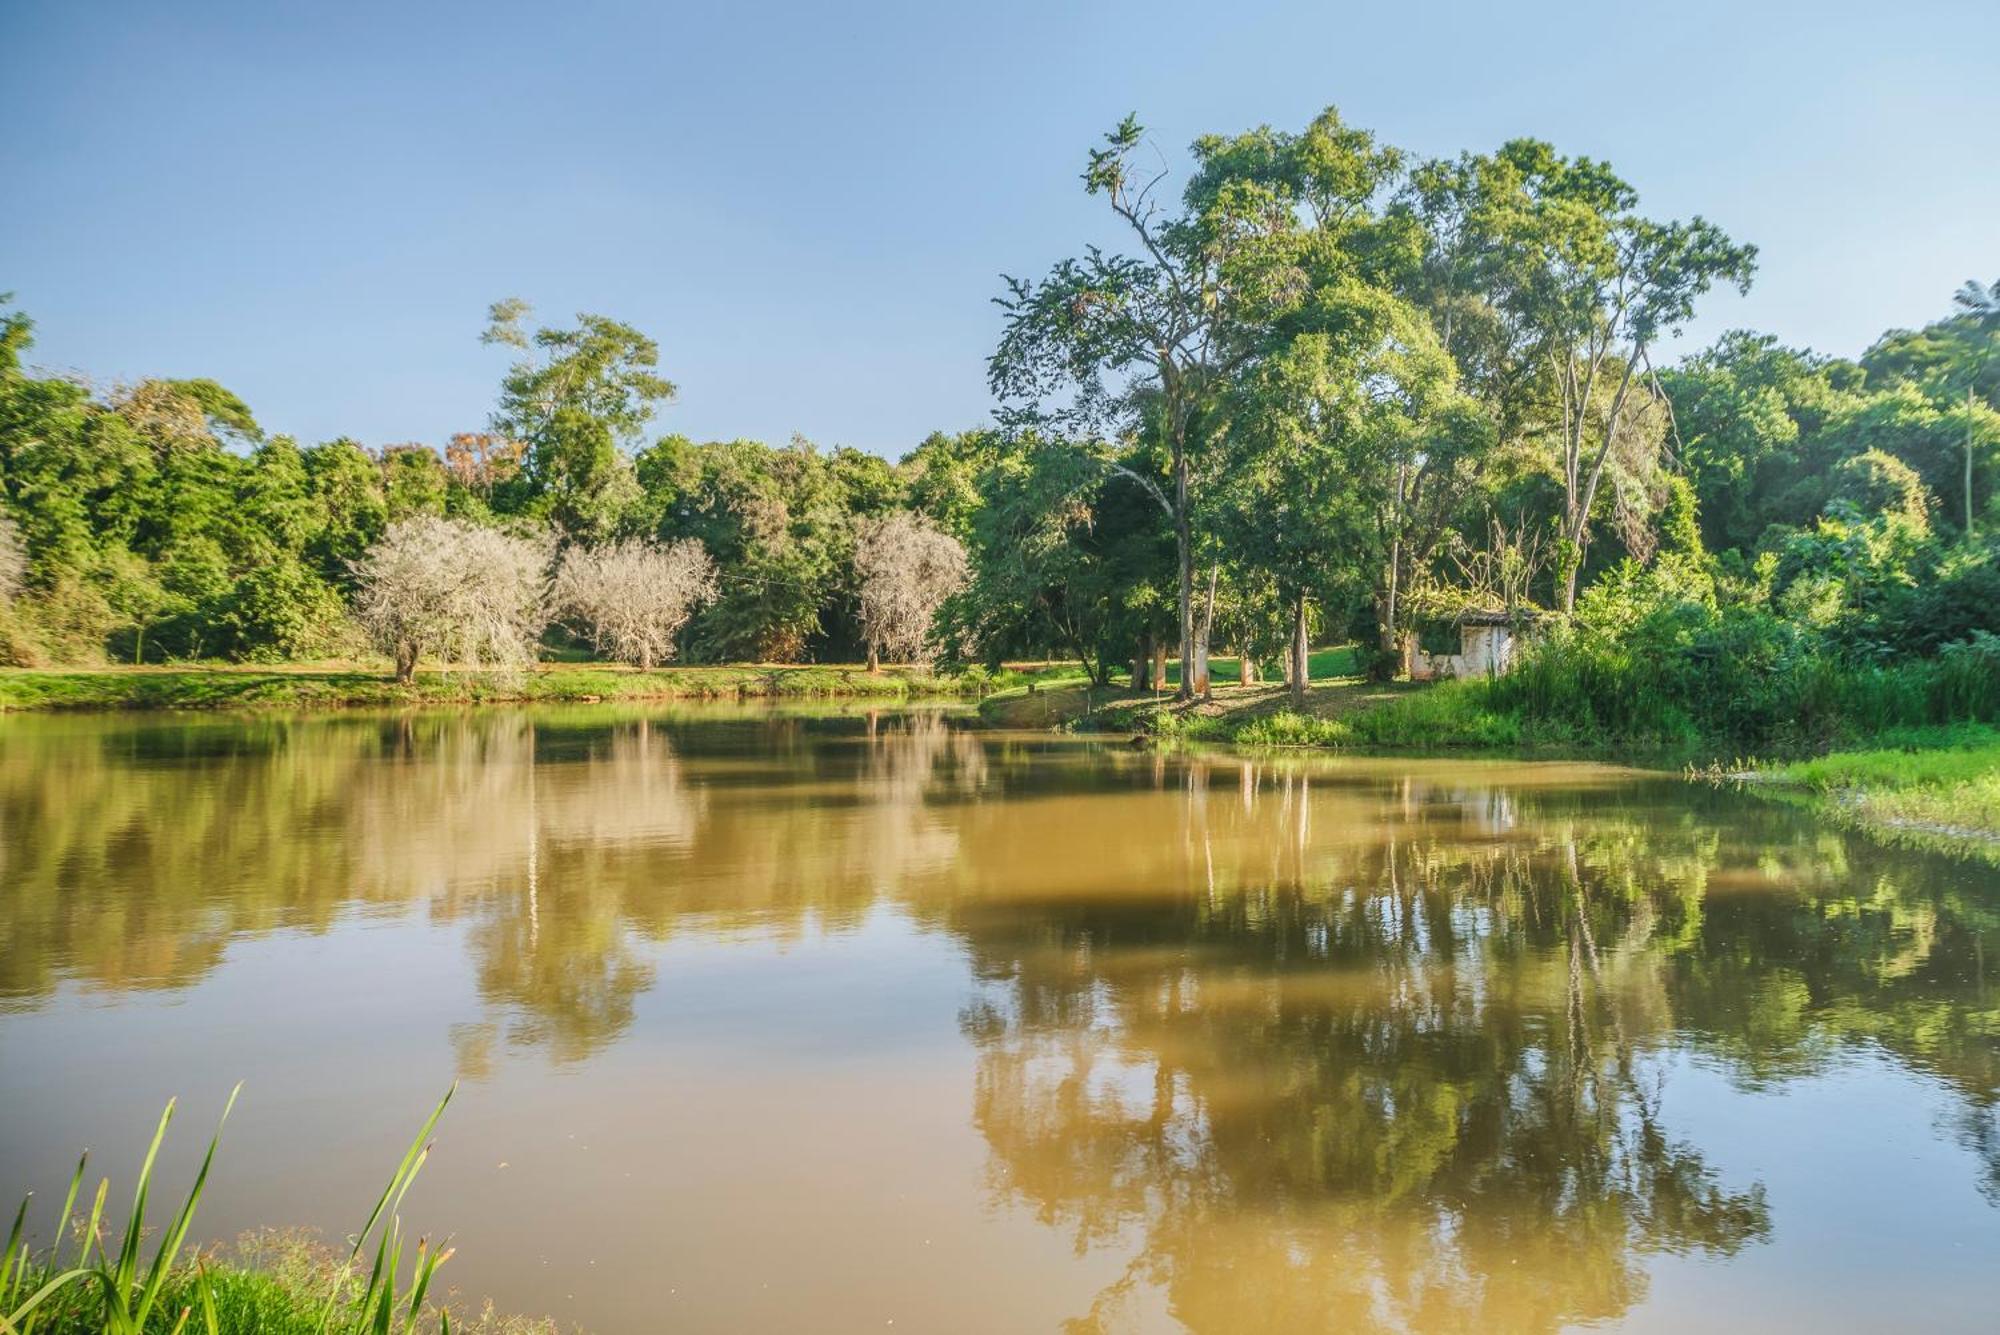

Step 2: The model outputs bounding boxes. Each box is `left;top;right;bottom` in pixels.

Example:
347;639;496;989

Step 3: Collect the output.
0;706;1996;1333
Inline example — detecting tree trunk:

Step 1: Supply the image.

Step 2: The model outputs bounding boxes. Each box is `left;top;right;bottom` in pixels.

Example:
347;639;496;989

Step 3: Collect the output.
1380;549;1401;662
1189;564;1217;698
1150;642;1168;693
1969;383;1978;538
1289;592;1309;707
639;644;654;671
1238;650;1255;687
1382;466;1405;669
1173;430;1195;702
1134;636;1151;696
866;643;880;674
1559;547;1583;616
394;640;418;683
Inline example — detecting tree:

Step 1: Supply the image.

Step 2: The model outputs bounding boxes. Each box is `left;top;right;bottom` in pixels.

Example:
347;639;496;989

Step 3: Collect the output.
351;516;550;681
483;299;675;541
302;438;389;582
990;115;1279;700
1661;333;1857;553
552;537;717;669
1949;277;1999;536
444;432;525;500
853;511;967;669
1478;142;1756;610
639;435;851;662
1217;285;1460;702
380;444;450;520
947;437;1171;686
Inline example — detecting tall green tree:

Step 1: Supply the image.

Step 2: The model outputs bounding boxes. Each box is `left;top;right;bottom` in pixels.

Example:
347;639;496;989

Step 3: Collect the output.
1475;142;1756;610
1947;277;1999;535
991;115;1289;699
482;299;674;541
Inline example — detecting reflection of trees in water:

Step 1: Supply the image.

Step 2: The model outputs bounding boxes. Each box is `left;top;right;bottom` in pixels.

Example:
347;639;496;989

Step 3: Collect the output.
0;710;992;1063
938;757;1994;1332
951;843;1753;1326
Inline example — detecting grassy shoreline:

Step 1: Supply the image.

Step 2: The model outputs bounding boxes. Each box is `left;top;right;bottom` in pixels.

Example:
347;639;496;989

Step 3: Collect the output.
1725;725;2000;852
0;661;1027;713
977;662;2000;852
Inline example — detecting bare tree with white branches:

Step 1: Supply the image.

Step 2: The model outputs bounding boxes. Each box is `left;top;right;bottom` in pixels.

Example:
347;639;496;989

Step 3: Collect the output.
553;537;717;668
854;512;967;670
351;516;551;681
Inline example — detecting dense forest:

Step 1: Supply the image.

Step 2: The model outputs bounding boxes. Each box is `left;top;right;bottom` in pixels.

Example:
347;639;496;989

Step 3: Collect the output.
1;105;1995;745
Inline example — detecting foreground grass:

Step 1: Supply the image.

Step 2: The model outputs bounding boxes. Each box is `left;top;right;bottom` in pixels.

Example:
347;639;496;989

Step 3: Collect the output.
4;1086;556;1334
1740;724;2000;844
0;660;1074;713
15;1230;554;1334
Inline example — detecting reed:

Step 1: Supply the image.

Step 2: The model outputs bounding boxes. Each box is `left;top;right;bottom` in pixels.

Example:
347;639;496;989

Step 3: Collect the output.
2;1085;483;1335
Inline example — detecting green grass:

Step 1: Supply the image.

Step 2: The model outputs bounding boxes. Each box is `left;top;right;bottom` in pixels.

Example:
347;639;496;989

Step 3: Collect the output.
1747;724;2000;841
1155;646;1358;688
980;648;1530;753
0;661;1002;713
1231;680;1524;750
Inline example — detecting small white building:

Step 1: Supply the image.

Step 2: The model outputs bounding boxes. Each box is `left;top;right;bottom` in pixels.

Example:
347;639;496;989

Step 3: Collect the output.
1405;610;1531;681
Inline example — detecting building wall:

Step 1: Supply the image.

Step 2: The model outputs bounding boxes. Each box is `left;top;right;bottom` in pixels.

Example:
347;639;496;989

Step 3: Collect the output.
1406;625;1517;681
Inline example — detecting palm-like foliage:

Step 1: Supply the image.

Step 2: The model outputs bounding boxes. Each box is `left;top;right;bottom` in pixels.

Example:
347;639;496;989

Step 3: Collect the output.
1952;277;2000;330
1949;277;1998;533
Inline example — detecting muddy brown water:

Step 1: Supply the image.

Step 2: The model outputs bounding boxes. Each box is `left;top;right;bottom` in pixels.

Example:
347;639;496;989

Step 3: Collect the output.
1;706;1995;1332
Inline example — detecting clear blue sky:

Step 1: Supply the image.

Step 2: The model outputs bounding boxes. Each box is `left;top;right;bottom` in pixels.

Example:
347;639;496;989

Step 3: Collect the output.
4;0;1997;458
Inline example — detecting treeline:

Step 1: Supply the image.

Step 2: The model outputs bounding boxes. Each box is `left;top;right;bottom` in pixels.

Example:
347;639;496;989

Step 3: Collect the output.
0;299;973;670
0;104;1995;722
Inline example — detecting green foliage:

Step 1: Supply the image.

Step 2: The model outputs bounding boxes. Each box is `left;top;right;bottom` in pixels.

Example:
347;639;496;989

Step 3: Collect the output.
482;300;672;542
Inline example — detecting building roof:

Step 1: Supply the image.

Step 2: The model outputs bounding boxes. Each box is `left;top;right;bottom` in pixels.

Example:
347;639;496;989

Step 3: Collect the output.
1457;608;1542;627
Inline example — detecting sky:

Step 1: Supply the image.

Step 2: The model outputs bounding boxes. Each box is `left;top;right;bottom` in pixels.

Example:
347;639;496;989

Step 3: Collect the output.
3;0;1997;458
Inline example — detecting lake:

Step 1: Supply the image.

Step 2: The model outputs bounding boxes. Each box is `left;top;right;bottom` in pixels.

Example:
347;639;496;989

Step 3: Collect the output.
1;706;1995;1332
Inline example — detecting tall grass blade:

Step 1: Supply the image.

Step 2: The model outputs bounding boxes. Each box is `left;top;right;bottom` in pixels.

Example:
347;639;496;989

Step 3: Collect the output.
316;1083;455;1335
47;1155;86;1272
196;1261;220;1335
132;1083;240;1329
79;1179;107;1271
0;1196;27;1308
114;1097;178;1300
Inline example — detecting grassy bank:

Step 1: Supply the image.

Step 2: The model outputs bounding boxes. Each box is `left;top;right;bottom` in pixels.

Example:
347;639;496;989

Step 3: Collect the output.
1732;724;2000;847
978;648;1532;751
983;649;2000;855
0;660;1082;713
996;630;2000;757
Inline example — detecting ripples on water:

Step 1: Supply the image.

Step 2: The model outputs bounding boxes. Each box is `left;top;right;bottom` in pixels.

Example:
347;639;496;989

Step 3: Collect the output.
0;706;1995;1332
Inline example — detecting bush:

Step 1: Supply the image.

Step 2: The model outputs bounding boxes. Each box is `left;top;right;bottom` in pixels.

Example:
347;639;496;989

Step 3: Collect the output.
217;560;352;661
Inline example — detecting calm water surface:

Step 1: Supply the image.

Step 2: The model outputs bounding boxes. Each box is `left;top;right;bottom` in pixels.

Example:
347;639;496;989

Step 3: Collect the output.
1;706;1996;1332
